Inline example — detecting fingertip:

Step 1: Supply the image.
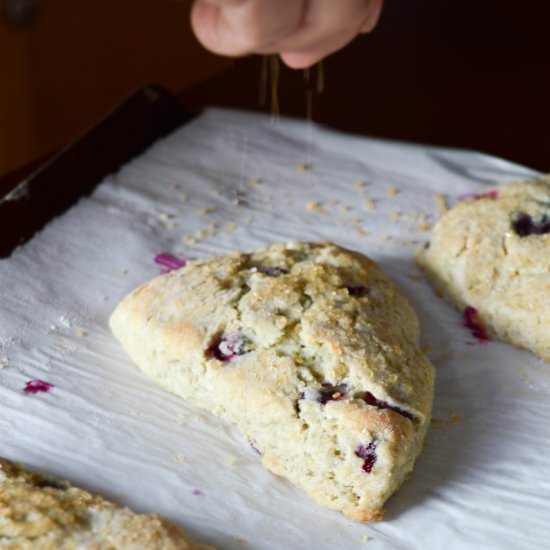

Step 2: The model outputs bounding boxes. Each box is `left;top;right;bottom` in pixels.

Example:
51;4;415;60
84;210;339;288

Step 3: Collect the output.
280;51;324;70
360;0;384;34
190;1;219;50
191;0;254;57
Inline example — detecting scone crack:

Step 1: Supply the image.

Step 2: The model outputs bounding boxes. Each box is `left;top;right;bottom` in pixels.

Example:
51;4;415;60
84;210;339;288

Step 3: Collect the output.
356;391;415;421
297;384;414;421
254;266;289;277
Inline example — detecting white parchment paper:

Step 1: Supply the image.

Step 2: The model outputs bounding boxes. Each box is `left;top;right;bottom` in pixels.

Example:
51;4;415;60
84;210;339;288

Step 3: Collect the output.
1;109;549;550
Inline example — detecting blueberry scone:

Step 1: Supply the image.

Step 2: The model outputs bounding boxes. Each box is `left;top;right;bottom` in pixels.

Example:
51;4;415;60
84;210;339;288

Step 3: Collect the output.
111;241;435;521
0;458;213;549
417;175;550;360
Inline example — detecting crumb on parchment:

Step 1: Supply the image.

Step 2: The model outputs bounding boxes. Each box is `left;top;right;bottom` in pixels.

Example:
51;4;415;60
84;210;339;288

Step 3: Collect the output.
434;192;448;215
353;223;369;237
432;413;463;425
416;222;433;232
305;200;323;213
197;207;217;216
386;185;399;198
182;223;221;246
393;239;419;247
363;195;376;211
295;162;312;172
0;338;16;369
183;236;197;247
390;210;403;222
158;212;175;222
194;228;208;241
354;179;367;191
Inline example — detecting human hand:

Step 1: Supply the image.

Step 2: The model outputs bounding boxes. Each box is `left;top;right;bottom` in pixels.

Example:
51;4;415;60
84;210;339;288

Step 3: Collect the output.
191;0;384;69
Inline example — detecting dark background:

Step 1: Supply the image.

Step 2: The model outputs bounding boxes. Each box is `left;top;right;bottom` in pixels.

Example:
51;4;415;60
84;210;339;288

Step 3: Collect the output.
182;0;550;171
2;0;549;198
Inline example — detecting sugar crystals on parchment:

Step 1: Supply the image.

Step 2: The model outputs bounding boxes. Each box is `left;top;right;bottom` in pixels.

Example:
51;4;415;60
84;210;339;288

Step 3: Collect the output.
295;162;312;172
363;195;376;211
197;207;217;216
354;179;367;191
73;327;87;338
305;200;323;213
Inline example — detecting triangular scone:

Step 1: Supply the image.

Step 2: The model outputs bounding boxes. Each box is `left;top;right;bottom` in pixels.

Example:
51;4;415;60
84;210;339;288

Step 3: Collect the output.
0;458;214;549
417;176;550;361
111;241;435;521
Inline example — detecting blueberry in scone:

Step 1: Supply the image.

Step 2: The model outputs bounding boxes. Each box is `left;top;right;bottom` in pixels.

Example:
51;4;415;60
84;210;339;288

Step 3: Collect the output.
111;241;435;521
417;175;550;361
0;458;214;549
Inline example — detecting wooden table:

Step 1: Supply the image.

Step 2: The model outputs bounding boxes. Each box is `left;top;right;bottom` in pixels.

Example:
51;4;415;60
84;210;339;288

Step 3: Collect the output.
1;0;549;254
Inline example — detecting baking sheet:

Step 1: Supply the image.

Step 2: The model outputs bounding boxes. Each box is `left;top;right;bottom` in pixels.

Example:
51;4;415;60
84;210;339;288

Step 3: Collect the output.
1;109;549;549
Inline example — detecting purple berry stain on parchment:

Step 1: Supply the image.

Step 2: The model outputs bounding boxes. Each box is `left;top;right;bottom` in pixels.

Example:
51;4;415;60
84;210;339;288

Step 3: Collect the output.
23;379;54;394
154;253;188;273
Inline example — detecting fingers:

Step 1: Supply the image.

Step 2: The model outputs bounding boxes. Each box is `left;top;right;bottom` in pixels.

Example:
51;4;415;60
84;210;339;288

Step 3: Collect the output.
191;0;384;68
191;0;304;57
279;0;384;68
280;30;357;69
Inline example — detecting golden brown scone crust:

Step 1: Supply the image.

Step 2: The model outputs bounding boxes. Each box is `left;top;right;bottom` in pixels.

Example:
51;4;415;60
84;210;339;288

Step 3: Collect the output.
417;176;550;361
111;241;435;521
0;458;214;549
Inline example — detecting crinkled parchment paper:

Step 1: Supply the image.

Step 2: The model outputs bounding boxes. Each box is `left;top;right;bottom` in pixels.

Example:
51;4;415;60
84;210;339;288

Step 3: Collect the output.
1;109;549;549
